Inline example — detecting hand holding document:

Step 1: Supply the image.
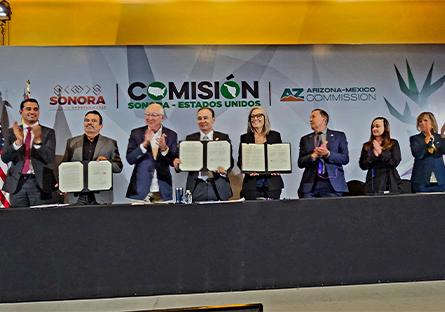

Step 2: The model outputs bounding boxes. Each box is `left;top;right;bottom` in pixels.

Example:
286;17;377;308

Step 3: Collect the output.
241;143;291;173
58;161;113;193
178;140;231;172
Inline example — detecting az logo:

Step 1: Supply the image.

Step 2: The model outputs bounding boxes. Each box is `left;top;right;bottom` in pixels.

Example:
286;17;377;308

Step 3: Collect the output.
280;88;304;102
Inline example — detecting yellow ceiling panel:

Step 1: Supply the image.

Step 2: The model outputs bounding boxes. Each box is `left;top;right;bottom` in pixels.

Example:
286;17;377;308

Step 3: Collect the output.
5;0;445;45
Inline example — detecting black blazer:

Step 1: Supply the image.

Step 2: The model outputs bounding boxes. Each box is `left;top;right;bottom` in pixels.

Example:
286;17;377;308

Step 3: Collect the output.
359;139;402;194
1;125;56;194
184;131;233;200
237;130;284;192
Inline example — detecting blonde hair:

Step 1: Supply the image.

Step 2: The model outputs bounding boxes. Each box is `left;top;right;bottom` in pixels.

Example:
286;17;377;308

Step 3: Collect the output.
416;112;438;133
247;107;271;135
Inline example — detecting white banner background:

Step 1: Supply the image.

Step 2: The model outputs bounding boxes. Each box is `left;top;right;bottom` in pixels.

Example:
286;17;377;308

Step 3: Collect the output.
1;45;444;201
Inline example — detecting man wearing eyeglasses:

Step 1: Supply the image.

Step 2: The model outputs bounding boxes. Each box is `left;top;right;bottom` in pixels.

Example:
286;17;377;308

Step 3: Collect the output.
62;110;123;205
297;108;349;198
1;98;57;207
126;103;178;202
174;107;233;202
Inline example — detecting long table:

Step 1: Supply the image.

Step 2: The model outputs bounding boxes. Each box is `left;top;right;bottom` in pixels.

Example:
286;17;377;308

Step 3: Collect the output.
1;194;445;303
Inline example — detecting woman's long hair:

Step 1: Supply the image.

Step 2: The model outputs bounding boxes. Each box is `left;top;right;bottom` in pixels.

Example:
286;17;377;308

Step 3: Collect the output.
363;117;394;151
247;107;271;135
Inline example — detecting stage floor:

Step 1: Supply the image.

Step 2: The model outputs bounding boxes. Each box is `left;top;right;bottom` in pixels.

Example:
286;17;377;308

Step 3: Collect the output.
1;280;444;311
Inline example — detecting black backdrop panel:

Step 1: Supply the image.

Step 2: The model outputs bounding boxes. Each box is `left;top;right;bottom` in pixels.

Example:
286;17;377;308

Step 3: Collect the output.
1;194;445;303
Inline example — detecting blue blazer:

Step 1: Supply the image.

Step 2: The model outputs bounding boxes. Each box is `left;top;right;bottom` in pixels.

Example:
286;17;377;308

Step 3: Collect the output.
126;126;177;200
410;132;445;187
298;129;349;195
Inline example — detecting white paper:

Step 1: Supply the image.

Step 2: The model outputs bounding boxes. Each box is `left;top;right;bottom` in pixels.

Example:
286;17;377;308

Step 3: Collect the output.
58;162;84;192
197;198;246;204
179;141;204;171
88;161;112;191
267;143;292;172
30;203;70;209
241;143;266;172
207;141;231;171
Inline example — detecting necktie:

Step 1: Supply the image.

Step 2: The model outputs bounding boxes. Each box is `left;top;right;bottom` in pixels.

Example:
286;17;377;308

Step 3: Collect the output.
21;127;32;174
200;135;211;180
316;132;323;147
316;132;326;177
151;144;159;160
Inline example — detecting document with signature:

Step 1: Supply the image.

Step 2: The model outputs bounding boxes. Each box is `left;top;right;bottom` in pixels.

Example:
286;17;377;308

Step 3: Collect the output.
241;143;266;172
58;162;84;192
207;141;231;171
179;141;204;171
267;143;291;172
88;161;112;191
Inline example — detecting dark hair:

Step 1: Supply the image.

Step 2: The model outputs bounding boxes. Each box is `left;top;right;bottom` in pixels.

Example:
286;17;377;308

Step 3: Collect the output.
20;98;39;111
197;107;215;118
85;110;103;125
363;117;394;151
312;108;329;125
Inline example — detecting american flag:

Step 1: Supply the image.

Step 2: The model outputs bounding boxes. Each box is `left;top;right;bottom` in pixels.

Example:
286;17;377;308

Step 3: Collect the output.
0;124;10;208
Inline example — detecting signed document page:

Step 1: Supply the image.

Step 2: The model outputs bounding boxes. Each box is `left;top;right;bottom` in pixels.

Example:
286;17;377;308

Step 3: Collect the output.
179;141;204;171
241;143;265;172
88;161;112;191
267;143;291;172
207;141;231;171
59;162;84;192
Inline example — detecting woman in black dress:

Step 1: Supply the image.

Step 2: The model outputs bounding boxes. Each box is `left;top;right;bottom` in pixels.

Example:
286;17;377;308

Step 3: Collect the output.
238;107;284;199
359;117;402;194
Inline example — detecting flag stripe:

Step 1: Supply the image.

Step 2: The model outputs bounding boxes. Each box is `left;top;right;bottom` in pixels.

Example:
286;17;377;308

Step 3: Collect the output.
0;189;9;208
0;166;6;181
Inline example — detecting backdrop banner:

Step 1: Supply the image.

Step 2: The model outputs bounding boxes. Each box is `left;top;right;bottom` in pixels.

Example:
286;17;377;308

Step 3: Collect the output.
1;45;444;201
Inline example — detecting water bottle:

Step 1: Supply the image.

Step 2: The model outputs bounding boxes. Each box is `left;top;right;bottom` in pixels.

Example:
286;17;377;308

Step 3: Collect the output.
184;190;193;204
175;187;183;204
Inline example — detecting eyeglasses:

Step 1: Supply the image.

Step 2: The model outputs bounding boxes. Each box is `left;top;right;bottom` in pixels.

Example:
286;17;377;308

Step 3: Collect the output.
144;113;163;118
250;114;264;120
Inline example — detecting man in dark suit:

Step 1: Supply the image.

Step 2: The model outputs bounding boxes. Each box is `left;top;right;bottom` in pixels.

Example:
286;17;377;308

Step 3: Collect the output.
62;110;123;205
1;98;56;207
298;108;349;198
174;107;233;202
126;103;177;202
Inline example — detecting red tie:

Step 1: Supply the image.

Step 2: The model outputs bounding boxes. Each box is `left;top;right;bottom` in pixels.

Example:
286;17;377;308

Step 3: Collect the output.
21;127;32;174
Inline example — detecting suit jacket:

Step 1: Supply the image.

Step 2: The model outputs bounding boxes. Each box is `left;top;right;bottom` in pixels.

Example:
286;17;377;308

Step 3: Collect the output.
237;130;284;194
1;125;56;194
410;132;445;187
126;126;177;200
62;134;123;204
359;139;402;194
184;131;233;200
298;128;349;195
